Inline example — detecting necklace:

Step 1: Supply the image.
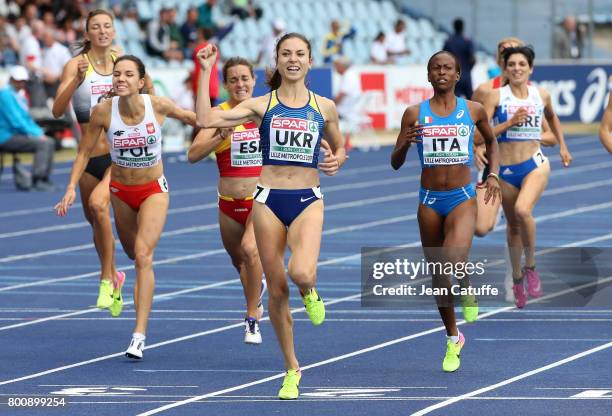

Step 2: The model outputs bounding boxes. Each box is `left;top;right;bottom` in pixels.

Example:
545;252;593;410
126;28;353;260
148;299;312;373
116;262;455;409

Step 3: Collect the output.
88;52;106;66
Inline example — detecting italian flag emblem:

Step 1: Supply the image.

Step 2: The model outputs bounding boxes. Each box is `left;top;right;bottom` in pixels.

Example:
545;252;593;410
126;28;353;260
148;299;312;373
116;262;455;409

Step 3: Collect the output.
422;116;433;123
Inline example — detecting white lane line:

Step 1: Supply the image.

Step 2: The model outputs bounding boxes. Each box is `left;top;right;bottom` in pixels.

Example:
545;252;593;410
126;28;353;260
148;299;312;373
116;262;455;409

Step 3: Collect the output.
0;140;601;219
0;203;219;239
0;176;421;240
1;256;611;391
0;248;226;293
3;198;612;329
39;384;199;388
133;370;279;373
475;338;612;342
0;291;361;387
2;146;609;237
3;317;611;323
0;242;370;330
0;179;422;261
0;256;232;331
130;275;612;415
411;341;612;415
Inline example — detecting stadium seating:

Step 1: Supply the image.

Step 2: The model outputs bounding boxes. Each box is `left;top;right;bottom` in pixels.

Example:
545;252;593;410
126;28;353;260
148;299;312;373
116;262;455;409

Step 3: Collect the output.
123;0;453;66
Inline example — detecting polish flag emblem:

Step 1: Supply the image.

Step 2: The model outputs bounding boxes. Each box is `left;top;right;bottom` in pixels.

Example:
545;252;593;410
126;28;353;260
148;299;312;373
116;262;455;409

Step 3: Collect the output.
146;123;155;134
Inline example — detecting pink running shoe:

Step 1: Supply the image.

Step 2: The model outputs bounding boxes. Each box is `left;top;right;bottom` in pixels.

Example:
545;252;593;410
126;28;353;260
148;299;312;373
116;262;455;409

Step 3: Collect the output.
512;281;528;308
523;267;542;298
114;271;126;291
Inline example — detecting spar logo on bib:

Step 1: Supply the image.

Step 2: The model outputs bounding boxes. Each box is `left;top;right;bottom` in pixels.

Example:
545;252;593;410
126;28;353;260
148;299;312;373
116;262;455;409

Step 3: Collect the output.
231;128;262;167
147;135;157;145
422;124;471;165
269;117;318;163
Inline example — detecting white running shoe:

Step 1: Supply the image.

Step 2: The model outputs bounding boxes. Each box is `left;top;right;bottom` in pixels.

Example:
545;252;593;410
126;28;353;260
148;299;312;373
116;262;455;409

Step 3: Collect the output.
244;317;262;345
125;336;145;359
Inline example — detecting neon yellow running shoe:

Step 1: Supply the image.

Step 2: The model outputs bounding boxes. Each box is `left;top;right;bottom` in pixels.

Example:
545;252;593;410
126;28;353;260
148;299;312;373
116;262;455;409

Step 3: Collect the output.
96;279;114;309
278;369;301;400
460;294;478;323
442;332;465;372
109;271;126;317
302;287;325;325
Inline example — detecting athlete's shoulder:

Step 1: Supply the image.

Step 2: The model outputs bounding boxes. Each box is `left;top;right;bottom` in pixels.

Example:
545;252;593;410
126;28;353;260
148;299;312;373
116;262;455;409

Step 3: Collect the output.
472;80;493;103
400;104;420;126
91;99;113;124
536;85;550;102
313;93;335;112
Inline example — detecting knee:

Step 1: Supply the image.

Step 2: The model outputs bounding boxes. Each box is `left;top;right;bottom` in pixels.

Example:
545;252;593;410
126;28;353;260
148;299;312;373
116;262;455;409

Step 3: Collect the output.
240;239;259;266
474;224;492;238
134;250;153;270
267;280;289;301
514;205;532;224
88;195;109;218
287;263;316;288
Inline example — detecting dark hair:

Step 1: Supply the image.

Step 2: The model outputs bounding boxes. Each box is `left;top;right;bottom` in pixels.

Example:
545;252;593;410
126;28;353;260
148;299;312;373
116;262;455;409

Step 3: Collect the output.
71;9;114;54
427;50;461;74
222;57;255;83
266;32;311;91
102;55;147;99
453;18;464;34
114;55;146;79
502;45;535;68
375;31;385;41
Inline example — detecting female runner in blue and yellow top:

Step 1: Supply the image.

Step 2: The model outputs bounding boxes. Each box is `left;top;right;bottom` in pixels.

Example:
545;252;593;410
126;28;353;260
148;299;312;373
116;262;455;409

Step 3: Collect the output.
391;51;500;373
195;34;346;400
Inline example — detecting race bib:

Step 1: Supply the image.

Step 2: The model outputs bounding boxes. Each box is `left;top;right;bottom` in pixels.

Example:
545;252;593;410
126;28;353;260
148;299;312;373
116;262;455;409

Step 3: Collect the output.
504;104;543;140
111;127;160;168
90;83;113;107
421;124;471;165
231;128;262;167
269;117;319;163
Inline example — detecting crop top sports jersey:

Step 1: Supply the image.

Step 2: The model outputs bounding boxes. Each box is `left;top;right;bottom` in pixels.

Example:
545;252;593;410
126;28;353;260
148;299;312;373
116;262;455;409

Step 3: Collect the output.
106;94;162;169
417;97;474;168
214;101;262;177
493;84;544;142
72;53;117;123
259;90;324;168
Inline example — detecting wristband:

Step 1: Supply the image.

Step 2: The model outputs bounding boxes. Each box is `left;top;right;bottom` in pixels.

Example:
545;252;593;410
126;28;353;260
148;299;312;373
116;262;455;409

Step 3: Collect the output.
487;172;500;183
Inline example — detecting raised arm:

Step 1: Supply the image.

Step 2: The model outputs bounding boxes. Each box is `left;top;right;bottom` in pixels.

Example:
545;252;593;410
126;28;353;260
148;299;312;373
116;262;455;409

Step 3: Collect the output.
55;102;109;216
390;105;420;170
319;97;347;175
195;45;260;128
540;87;571;167
599;93;612;153
52;57;88;118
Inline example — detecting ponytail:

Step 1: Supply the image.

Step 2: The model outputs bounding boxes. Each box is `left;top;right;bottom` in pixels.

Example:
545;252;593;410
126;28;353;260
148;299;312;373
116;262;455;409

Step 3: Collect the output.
266;68;282;91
